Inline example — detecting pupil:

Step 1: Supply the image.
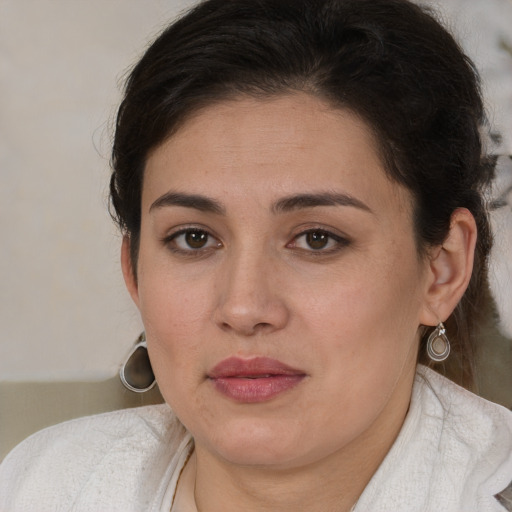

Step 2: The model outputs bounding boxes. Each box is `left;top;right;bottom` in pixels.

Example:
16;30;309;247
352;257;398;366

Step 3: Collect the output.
306;231;328;249
186;230;207;249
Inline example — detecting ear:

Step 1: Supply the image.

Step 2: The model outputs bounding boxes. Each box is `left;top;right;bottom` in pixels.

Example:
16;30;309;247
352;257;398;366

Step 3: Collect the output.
121;236;140;308
419;208;477;326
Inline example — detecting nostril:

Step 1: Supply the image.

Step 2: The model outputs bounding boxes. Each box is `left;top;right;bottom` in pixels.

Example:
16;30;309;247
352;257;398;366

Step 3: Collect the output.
254;322;272;331
220;321;273;335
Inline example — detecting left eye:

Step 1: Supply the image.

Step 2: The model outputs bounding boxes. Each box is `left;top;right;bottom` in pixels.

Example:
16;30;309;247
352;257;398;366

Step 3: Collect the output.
168;228;221;251
291;230;346;251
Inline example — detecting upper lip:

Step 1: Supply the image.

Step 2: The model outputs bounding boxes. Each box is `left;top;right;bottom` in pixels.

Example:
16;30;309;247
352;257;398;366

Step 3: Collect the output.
208;357;306;379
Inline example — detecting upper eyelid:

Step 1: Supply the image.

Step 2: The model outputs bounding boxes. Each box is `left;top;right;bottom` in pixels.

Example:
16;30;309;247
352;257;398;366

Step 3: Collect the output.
160;227;220;250
291;225;350;241
288;228;351;253
163;224;218;239
296;227;344;237
163;228;221;254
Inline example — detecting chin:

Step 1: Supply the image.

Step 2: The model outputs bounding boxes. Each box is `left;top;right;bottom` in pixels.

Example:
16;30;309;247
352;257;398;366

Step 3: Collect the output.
197;417;313;468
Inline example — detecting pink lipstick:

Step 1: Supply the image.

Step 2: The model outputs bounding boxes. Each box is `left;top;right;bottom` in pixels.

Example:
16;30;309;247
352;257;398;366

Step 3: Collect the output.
208;357;306;403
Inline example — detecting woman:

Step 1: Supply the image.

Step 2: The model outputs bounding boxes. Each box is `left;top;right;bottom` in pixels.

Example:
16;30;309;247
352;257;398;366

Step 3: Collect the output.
1;0;511;510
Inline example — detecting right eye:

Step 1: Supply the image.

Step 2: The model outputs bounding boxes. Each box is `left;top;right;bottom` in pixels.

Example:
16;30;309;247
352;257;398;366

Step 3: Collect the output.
166;228;221;253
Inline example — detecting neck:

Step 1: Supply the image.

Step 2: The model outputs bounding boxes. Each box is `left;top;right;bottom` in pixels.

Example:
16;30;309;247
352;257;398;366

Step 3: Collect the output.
193;449;363;512
191;365;415;512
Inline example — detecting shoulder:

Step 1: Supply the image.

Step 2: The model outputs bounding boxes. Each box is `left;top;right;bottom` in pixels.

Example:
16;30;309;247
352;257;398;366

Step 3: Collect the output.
416;365;512;447
416;364;512;420
0;403;183;467
0;404;192;511
416;365;512;507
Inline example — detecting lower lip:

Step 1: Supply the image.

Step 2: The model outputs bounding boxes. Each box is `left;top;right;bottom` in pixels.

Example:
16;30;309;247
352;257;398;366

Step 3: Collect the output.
211;375;305;403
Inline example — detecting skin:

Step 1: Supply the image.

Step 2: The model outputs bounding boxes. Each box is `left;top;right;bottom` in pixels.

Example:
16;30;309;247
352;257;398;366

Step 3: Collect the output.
122;93;477;511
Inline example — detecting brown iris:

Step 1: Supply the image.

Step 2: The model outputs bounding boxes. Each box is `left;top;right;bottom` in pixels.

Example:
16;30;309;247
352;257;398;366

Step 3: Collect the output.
306;231;329;249
185;230;209;249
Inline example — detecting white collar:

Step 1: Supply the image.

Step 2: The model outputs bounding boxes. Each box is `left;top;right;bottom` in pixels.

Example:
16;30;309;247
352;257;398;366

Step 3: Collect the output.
354;365;512;511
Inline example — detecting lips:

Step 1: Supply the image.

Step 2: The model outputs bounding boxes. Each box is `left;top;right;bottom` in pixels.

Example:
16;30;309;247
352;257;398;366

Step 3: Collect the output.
208;357;306;403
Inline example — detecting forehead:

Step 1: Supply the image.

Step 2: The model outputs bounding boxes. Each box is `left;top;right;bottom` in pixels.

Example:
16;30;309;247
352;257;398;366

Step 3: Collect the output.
143;93;411;214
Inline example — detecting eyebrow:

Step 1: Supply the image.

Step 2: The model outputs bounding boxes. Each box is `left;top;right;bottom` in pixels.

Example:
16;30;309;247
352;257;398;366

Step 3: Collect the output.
149;190;372;215
272;192;373;214
150;192;226;215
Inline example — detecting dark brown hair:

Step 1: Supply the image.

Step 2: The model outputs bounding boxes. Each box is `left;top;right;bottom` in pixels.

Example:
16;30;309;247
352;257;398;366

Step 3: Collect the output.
110;0;495;387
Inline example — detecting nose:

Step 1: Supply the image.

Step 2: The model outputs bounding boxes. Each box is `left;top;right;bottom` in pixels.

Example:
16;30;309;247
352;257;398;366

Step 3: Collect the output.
213;249;290;336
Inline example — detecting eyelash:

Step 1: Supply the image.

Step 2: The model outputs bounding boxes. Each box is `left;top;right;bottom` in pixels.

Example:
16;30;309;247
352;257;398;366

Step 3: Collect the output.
162;226;350;257
286;228;350;255
162;226;222;256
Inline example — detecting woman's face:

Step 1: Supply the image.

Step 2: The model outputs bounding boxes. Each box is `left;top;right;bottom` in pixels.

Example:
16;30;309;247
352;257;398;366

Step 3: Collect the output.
125;94;433;469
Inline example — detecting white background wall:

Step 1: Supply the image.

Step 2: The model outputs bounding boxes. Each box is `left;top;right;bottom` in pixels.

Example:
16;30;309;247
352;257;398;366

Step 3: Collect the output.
0;0;510;381
0;0;197;380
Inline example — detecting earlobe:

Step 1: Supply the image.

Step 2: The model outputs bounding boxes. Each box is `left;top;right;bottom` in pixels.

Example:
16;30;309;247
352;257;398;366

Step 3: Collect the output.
121;236;140;308
419;208;477;326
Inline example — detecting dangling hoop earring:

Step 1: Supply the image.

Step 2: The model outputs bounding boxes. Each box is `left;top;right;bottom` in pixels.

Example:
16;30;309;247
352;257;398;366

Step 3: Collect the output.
426;322;450;362
120;332;156;393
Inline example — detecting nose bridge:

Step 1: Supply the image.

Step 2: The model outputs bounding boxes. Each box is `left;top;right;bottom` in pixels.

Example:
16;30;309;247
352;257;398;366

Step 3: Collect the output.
214;241;288;335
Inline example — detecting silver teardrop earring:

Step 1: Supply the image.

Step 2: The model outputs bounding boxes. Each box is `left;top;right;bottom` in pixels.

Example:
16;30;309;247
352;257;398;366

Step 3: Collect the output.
120;332;156;392
426;322;450;362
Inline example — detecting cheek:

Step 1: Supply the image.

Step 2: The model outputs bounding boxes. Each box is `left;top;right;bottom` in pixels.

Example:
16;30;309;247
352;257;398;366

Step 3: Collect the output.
304;254;422;329
295;272;422;435
298;246;425;371
138;258;213;328
136;269;215;382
